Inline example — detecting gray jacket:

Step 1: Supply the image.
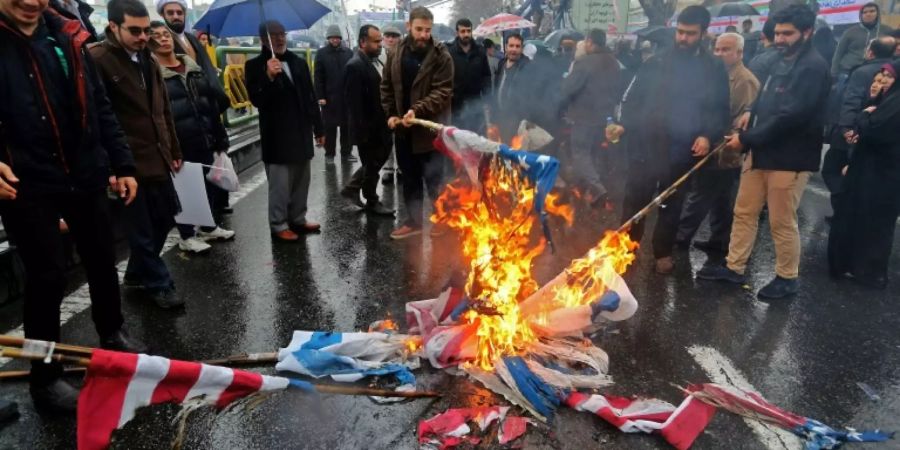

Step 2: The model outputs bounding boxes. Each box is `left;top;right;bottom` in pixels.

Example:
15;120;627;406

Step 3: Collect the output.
832;4;893;75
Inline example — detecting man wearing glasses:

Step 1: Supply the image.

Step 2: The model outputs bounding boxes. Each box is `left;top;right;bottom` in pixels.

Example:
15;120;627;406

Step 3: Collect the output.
90;0;185;309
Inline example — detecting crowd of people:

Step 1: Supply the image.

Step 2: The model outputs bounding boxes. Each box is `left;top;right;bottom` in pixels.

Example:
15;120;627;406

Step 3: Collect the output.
0;0;898;415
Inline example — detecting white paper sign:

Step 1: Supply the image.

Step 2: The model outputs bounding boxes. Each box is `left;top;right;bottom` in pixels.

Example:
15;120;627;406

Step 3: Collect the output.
172;162;216;228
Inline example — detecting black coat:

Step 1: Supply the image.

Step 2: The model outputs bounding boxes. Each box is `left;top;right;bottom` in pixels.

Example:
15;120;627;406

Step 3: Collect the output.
837;57;892;129
314;44;353;126
343;50;389;147
160;56;229;165
620;47;730;169
246;48;323;164
493;57;533;138
0;10;135;197
49;0;97;41
741;43;831;172
446;38;491;116
173;32;230;114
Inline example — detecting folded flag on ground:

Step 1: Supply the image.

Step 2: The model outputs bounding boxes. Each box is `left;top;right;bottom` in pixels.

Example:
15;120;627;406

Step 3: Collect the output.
276;330;419;389
688;383;894;450
77;349;311;450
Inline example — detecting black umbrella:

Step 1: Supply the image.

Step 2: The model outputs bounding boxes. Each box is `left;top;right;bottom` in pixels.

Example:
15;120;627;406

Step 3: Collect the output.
707;3;760;17
543;28;584;49
634;25;674;45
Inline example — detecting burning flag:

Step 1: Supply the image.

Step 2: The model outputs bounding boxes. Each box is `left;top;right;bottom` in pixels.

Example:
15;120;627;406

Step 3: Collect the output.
77;349;311;450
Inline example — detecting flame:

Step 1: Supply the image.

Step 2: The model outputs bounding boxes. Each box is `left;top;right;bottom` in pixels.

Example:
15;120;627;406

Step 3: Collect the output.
431;151;636;371
510;135;524;150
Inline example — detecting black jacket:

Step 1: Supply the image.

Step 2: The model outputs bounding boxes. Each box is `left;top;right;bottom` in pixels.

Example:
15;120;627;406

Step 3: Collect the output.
741;42;831;172
492;56;533;136
343;50;389;147
446;38;491;115
314;44;353;126
246;48;323;164
838;57;892;129
620;46;730;168
748;46;780;83
173;32;229;114
0;11;135;197
160;56;229;165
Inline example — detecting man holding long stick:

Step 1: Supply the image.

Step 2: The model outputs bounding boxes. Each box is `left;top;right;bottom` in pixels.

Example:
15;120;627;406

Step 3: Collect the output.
619;5;730;274
699;5;830;299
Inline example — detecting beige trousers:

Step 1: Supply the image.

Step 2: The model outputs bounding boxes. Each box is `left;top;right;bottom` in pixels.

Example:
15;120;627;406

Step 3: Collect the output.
726;153;810;279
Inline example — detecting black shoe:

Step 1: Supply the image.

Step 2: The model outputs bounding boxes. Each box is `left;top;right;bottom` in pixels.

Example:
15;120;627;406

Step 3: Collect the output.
341;153;357;162
340;187;364;208
696;264;746;284
366;201;395;216
693;240;728;253
100;329;148;354
30;379;79;414
219;207;234;215
757;276;798;299
150;288;184;309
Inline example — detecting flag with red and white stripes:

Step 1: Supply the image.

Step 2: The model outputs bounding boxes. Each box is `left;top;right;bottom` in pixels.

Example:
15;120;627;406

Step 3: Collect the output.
565;391;716;450
77;349;309;450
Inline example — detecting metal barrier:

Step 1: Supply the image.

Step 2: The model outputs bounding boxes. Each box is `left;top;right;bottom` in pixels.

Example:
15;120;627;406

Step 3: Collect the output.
214;46;316;127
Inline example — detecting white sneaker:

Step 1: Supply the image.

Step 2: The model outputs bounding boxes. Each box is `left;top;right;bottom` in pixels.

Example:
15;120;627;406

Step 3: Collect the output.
178;237;211;253
197;226;236;241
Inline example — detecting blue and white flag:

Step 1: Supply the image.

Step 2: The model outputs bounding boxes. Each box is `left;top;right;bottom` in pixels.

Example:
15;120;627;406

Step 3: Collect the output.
276;331;420;389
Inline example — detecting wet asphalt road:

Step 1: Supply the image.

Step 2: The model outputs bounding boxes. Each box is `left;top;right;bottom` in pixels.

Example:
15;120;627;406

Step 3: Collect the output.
1;152;899;450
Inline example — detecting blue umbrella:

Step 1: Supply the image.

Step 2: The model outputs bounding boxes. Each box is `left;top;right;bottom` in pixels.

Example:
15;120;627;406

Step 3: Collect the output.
194;0;330;38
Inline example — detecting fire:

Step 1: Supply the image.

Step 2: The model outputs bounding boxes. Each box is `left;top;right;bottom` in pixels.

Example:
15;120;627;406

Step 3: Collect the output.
509;135;524;150
431;145;636;371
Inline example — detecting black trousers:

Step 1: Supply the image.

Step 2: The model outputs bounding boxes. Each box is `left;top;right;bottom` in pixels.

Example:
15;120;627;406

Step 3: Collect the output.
676;167;740;246
325;122;351;157
396;136;446;228
346;139;391;203
622;161;693;259
822;144;850;211
124;179;178;292
0;190;124;384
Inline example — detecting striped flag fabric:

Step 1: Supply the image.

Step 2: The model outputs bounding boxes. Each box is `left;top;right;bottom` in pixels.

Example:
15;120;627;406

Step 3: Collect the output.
565;391;716;450
77;349;310;450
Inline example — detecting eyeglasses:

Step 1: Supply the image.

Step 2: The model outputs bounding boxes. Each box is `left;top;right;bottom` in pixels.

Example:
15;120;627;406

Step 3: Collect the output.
125;26;152;37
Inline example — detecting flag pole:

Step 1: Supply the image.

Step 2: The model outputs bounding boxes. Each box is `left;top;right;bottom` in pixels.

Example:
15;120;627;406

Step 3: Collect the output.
0;345;439;398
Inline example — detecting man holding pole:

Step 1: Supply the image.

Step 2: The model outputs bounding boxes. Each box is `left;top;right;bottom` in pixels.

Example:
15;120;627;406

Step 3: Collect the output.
0;0;145;412
619;5;730;274
698;5;830;299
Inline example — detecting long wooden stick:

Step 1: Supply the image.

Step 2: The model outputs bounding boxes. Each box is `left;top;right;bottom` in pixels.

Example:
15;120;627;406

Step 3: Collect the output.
616;141;727;233
0;335;94;356
0;346;439;398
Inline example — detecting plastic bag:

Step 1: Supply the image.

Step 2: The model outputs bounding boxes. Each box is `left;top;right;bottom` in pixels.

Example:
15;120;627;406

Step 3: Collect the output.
206;152;239;192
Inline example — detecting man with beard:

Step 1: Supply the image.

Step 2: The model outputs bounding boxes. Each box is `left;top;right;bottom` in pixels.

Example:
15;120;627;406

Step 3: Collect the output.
156;0;227;113
618;5;730;274
340;25;394;216
316;25;354;162
246;21;324;241
381;6;453;240
492;33;532;141
699;5;831;299
447;18;491;133
90;0;185;309
832;2;893;77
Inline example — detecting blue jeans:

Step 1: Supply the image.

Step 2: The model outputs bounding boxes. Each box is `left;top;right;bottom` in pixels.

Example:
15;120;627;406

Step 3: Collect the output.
124;179;179;292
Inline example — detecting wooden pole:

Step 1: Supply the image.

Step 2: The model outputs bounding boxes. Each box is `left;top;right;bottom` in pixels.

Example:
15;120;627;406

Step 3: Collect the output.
0;346;439;399
0;335;93;356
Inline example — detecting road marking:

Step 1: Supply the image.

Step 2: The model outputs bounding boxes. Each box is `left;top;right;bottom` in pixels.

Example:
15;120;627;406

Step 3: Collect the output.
0;170;268;366
804;182;831;199
687;345;802;450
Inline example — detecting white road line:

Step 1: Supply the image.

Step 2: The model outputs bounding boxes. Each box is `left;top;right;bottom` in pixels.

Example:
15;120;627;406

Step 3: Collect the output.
0;170;268;366
804;182;831;199
687;345;802;450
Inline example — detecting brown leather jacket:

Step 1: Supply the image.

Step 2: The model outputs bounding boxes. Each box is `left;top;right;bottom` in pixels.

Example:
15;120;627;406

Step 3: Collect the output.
381;36;453;154
89;28;181;180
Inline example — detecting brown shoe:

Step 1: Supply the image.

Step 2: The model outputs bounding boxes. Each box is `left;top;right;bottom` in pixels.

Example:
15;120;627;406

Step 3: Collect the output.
390;225;423;240
273;229;300;241
293;222;321;233
655;256;674;274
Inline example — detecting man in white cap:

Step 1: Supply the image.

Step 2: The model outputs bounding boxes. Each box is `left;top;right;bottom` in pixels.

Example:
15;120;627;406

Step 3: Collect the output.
316;24;354;162
156;0;228;112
